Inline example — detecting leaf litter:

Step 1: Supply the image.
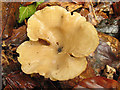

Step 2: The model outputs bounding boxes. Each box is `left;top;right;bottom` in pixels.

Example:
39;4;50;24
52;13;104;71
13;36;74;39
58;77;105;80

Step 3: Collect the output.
1;1;120;89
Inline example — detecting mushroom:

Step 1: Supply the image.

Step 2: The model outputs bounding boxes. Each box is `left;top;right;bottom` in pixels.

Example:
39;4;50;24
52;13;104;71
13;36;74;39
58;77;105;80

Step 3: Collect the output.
17;6;99;81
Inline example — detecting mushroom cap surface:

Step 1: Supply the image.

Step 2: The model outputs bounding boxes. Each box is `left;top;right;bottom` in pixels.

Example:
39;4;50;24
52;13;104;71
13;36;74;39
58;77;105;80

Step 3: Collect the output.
17;6;99;81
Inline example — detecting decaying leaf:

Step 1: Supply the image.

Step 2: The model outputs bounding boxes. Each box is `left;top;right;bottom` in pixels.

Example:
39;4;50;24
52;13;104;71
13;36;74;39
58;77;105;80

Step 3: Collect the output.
78;2;112;25
74;76;120;89
96;19;119;37
102;65;116;79
112;1;120;17
4;25;28;46
2;46;19;74
87;32;119;74
21;2;34;6
118;76;120;83
1;50;10;67
98;32;120;59
31;73;58;89
5;71;41;89
85;2;110;25
36;2;61;10
2;2;20;39
59;2;82;12
36;2;82;12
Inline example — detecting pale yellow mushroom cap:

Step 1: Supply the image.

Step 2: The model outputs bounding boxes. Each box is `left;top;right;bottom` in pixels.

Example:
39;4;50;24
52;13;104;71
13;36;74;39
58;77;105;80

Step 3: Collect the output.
17;6;99;81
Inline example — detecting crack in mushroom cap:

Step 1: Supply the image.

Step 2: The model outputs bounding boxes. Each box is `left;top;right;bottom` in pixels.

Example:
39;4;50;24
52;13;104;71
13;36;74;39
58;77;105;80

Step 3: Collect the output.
17;6;99;81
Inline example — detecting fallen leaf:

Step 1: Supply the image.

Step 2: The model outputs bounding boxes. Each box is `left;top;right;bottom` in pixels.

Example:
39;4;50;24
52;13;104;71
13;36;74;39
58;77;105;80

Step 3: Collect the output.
96;11;108;23
79;2;111;25
37;2;82;12
5;71;41;89
112;1;120;17
4;25;28;46
80;8;89;18
94;2;113;14
36;2;61;10
96;19;119;37
18;4;36;23
98;32;120;58
74;76;120;89
36;1;44;8
102;65;116;79
2;2;20;39
59;2;82;12
18;2;44;23
4;84;12;89
1;50;10;67
118;76;120;83
87;32;119;74
31;73;58;89
21;2;34;6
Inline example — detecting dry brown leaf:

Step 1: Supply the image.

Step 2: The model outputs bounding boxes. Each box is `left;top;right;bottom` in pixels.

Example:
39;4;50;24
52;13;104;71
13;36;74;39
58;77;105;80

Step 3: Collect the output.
2;2;20;39
102;65;116;79
37;2;82;12
36;2;61;10
5;71;41;89
59;2;82;12
74;76;120;89
87;32;120;74
113;1;120;17
98;32;120;58
4;25;27;46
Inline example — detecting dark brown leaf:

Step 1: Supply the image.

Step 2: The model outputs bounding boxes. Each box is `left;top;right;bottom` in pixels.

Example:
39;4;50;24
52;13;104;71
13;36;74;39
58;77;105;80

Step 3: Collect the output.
80;8;89;18
87;2;109;25
5;71;41;89
87;32;120;74
74;76;120;89
36;2;61;10
2;2;20;39
31;73;58;89
80;64;96;78
1;50;10;67
102;65;116;79
37;2;82;12
98;32;120;59
118;76;120;83
4;84;12;89
4;25;28;46
112;1;120;17
59;2;82;12
79;2;111;25
21;2;34;6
